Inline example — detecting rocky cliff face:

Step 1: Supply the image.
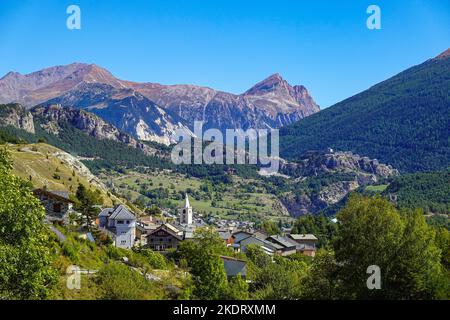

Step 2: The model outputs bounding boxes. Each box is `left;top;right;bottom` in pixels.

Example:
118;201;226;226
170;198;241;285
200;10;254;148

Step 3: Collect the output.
44;82;194;145
132;73;320;133
0;63;319;144
279;149;399;216
280;149;398;179
0;103;35;133
31;104;158;155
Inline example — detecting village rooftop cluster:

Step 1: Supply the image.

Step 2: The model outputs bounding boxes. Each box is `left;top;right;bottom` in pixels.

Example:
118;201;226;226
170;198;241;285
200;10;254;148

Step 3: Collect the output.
33;188;319;276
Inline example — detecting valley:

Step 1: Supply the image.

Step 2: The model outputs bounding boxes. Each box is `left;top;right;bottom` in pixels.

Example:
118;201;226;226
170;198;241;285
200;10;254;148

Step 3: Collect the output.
0;48;449;302
100;169;292;222
1;0;450;303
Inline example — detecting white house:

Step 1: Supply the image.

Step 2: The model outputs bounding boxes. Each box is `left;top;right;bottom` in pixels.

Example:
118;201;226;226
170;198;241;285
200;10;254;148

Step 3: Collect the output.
99;205;136;249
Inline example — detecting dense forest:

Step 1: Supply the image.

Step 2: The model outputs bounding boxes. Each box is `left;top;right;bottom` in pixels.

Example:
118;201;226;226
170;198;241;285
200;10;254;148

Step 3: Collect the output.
384;170;450;214
280;54;450;173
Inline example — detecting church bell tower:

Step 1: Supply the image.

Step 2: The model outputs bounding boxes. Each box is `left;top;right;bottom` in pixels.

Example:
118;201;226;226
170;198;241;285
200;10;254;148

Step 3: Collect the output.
180;193;193;225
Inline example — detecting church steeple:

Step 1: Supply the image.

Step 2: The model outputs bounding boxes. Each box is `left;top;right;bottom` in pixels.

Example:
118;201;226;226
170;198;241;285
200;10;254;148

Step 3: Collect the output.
184;193;191;209
180;193;193;225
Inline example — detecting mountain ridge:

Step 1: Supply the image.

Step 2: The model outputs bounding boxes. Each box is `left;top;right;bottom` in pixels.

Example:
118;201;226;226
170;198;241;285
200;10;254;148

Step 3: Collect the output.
0;63;319;144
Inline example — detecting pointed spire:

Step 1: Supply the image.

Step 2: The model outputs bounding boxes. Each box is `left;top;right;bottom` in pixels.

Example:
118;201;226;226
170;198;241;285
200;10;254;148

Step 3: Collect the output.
184;193;191;208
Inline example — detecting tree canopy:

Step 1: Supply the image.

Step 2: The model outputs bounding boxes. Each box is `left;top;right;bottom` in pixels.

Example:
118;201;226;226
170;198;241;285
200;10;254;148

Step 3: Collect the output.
0;147;57;299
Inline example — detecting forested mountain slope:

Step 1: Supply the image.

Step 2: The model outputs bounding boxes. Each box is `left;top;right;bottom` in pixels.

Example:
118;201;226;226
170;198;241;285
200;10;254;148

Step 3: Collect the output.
280;49;450;173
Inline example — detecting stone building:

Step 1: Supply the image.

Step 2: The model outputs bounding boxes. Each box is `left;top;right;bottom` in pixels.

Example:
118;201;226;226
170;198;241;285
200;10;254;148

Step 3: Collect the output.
33;189;74;224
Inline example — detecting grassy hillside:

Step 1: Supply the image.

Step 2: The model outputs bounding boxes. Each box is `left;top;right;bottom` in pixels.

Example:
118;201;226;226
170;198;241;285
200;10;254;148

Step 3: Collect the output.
6;143;116;206
280;52;450;173
47;226;188;300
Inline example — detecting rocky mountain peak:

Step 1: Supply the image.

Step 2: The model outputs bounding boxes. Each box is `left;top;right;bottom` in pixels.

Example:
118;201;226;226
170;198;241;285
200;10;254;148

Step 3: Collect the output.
0;71;22;81
434;48;450;60
244;73;292;96
1;64;320;142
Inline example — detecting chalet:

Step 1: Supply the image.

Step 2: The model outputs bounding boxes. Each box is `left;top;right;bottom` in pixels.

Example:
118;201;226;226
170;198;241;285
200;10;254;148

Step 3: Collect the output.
218;230;234;246
287;234;318;257
33;189;75;224
146;223;184;252
254;230;270;240
266;235;298;256
231;230;254;244
135;216;161;246
237;234;283;255
220;256;247;280
98;205;136;249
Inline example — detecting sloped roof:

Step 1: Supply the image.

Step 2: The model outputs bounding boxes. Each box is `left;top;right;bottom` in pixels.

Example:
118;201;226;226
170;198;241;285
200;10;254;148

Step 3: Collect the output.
232;230;253;237
149;224;184;240
254;230;269;240
52;191;70;199
268;235;297;248
289;234;318;241
240;235;283;251
165;222;183;234
220;256;247;278
109;205;136;220
99;208;114;217
33;189;75;203
218;231;232;240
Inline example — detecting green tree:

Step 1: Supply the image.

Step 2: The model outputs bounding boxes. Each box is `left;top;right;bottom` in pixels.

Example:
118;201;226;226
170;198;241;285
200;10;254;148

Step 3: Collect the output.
0;147;57;299
301;249;342;300
75;184;103;230
292;214;337;248
333;195;447;299
391;209;446;299
260;220;280;236
246;245;306;299
224;275;249;300
145;205;162;216
176;228;230;299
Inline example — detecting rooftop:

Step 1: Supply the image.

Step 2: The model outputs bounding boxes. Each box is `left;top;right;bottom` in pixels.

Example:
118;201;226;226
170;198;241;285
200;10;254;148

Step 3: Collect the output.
269;235;298;248
99;205;136;220
288;234;318;241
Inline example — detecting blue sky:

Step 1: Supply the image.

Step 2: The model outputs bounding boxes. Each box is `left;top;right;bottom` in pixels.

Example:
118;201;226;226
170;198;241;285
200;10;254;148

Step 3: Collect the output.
0;0;449;108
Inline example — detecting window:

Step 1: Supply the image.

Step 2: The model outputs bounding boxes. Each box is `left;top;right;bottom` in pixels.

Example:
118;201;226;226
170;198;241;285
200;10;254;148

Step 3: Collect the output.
53;203;62;213
126;220;130;224
117;220;124;224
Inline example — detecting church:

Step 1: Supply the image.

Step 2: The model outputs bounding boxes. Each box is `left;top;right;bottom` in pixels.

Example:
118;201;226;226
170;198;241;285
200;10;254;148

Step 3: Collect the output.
144;193;200;252
180;193;193;225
